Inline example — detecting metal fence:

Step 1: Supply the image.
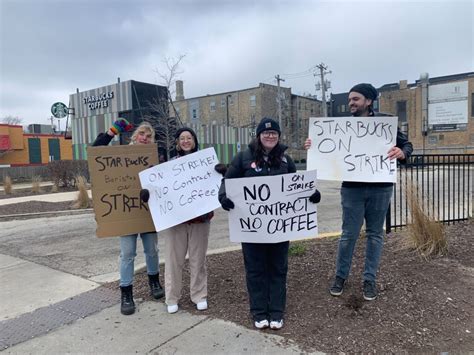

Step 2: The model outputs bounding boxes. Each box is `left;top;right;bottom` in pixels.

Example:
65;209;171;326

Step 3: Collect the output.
386;154;474;233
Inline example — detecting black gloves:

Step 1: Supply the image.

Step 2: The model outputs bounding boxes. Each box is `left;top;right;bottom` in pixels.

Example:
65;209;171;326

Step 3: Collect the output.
309;189;321;204
214;164;227;176
221;197;235;211
140;189;150;203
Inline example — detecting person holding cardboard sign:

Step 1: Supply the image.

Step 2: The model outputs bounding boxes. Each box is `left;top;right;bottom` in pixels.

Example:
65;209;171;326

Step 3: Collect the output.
218;117;321;331
305;83;412;301
161;127;215;314
93;120;164;316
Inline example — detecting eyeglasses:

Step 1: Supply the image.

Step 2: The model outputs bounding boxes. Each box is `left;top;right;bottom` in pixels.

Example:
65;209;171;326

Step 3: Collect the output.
261;131;279;137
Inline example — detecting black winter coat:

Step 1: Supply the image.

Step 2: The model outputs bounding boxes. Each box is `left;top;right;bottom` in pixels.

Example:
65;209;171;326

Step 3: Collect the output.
218;142;297;203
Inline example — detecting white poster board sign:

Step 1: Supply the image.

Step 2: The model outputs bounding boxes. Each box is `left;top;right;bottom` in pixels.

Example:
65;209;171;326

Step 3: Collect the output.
226;170;318;243
306;116;398;182
428;81;468;125
139;148;222;232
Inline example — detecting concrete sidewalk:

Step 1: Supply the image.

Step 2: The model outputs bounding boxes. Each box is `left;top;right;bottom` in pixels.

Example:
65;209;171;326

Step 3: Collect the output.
0;192;322;353
0;190;91;206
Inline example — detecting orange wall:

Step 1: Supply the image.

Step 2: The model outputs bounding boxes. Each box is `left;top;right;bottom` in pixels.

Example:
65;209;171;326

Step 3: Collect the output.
0;127;72;165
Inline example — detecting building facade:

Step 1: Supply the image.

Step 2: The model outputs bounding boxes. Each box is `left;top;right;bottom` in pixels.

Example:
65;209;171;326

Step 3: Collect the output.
378;72;474;153
171;81;322;161
329;72;474;153
0;124;72;166
69;79;168;159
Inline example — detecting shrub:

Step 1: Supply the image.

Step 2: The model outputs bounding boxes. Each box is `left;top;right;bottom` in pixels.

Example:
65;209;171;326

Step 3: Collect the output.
31;175;42;193
47;160;89;188
403;182;447;259
3;175;13;195
72;175;91;209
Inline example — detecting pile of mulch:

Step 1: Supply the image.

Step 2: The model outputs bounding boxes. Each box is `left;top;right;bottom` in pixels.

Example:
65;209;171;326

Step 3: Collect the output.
118;219;473;353
0;201;77;216
0;187;81;216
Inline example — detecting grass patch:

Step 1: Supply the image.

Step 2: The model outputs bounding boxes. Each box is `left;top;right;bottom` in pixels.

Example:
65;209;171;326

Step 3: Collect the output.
289;241;307;256
3;176;13;195
31;175;42;193
403;182;447;259
72;176;91;209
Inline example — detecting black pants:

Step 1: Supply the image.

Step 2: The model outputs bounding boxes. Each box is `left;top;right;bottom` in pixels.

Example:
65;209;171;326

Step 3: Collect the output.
241;241;289;322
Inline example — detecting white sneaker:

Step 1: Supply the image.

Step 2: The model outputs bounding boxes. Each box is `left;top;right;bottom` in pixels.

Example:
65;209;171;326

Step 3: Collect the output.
167;304;178;314
196;300;208;311
270;320;283;330
254;319;269;329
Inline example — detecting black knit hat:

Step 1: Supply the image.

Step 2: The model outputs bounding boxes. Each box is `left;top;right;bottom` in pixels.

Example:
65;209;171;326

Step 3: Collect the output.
349;83;378;101
256;117;281;136
175;127;199;154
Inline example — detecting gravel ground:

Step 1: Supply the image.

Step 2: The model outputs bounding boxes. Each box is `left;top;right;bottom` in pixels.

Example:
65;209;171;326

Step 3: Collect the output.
2;193;472;352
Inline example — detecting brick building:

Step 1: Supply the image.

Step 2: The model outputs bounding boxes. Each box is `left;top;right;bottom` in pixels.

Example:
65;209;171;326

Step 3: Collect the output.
330;72;474;153
0;124;72;166
171;81;322;161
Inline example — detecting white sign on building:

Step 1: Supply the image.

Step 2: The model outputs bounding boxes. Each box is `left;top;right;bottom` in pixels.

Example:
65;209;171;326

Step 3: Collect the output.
306;116;398;182
139;148;222;232
428;81;468;126
225;170;318;243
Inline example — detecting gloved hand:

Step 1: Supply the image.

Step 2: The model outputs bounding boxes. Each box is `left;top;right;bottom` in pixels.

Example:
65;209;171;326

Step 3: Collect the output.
110;118;133;135
214;163;228;176
140;189;150;203
309;189;321;204
220;197;235;211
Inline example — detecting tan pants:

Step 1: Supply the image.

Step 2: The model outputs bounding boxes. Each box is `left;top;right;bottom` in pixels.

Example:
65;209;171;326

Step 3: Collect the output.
163;222;210;305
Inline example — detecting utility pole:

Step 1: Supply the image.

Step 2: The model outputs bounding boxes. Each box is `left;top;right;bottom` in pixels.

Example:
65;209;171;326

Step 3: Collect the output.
275;74;285;127
315;63;331;117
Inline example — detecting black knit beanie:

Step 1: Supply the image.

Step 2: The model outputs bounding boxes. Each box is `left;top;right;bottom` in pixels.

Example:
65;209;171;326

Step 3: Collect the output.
349;83;378;101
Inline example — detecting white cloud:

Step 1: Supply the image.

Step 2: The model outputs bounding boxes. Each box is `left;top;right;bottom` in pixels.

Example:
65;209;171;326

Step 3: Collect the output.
0;0;472;126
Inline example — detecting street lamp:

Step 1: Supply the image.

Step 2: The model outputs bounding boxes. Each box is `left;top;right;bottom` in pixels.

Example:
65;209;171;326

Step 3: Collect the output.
226;94;231;126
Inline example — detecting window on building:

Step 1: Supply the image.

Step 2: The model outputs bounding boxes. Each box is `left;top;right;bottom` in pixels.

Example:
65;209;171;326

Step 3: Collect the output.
229;96;234;105
298;101;301;110
192;108;197;120
221;99;226;107
428;135;438;144
373;100;379;110
397;101;407;122
341;104;346;112
250;95;256;107
471;93;474;117
210;101;216;112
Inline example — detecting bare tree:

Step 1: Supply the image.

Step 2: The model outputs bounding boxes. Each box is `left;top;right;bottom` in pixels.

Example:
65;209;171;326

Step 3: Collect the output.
143;54;186;160
1;115;23;125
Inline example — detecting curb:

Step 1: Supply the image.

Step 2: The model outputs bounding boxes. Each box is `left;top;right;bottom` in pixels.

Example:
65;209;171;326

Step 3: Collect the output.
0;209;94;221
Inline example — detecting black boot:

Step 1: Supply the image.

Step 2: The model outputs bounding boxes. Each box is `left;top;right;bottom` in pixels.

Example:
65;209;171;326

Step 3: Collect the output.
120;285;135;315
148;273;164;300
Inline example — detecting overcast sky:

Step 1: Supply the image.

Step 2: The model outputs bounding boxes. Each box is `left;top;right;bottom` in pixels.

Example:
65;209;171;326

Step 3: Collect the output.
0;0;472;127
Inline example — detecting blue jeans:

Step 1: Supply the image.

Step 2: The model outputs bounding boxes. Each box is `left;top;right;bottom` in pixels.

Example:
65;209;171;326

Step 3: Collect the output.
119;232;159;287
336;186;393;282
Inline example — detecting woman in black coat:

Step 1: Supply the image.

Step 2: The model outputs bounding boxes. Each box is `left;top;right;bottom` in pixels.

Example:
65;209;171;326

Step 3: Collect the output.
218;117;320;330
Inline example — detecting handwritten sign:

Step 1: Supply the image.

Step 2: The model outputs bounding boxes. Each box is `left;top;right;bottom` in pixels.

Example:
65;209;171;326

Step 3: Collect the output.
226;170;318;243
87;144;158;238
306;116;398;182
139;147;222;232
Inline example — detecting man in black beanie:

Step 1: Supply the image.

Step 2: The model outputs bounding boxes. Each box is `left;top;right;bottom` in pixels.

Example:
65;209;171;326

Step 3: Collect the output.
304;83;413;301
348;83;378;116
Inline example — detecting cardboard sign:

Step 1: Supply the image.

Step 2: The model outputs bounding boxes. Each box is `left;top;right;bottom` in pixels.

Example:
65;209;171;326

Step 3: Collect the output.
306;116;398;182
226;170;318;243
139;147;222;232
87;144;158;238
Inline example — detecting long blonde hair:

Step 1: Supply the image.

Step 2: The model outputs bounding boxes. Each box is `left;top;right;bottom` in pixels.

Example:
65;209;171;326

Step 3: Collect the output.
130;122;155;145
